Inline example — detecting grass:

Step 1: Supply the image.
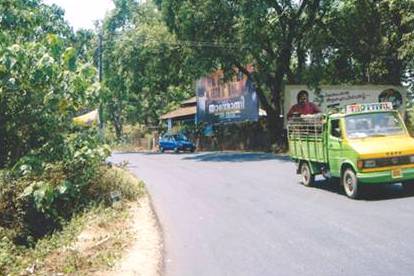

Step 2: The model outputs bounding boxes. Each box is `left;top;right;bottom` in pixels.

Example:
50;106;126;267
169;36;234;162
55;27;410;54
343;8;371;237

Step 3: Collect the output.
39;203;132;275
0;166;145;275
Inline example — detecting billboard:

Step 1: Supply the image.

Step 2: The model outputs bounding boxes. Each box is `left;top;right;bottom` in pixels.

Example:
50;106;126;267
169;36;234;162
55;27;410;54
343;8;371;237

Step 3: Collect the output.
196;67;258;125
284;85;408;126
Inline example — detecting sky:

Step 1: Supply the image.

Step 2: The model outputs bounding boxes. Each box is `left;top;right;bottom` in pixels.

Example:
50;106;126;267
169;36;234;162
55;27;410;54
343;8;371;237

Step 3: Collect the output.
43;0;115;30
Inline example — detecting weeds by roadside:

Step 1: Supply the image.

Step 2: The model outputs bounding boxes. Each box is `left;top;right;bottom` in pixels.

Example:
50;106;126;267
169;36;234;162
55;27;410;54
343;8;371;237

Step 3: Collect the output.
0;167;145;275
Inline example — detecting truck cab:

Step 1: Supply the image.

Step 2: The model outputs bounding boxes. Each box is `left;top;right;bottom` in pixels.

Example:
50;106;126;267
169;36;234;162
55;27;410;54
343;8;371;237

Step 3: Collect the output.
288;102;414;198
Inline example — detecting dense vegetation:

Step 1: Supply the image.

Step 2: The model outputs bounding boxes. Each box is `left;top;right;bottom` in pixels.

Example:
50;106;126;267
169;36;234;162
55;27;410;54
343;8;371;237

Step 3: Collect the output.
154;0;414;143
0;0;413;268
74;0;414;144
0;0;110;258
100;0;195;139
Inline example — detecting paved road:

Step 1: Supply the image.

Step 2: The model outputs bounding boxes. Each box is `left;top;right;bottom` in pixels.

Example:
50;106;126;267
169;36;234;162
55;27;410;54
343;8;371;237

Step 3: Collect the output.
111;152;414;276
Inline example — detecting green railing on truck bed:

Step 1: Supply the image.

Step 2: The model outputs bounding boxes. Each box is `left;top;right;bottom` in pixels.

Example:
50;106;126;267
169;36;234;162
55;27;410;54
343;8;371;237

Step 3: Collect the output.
287;115;328;163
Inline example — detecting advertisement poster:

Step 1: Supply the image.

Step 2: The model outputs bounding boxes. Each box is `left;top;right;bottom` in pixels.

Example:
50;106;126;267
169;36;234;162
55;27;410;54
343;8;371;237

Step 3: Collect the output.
284;85;407;126
196;67;259;125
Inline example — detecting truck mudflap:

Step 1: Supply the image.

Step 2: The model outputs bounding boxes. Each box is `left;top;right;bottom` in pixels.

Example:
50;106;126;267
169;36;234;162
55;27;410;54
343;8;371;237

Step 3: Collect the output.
357;167;414;184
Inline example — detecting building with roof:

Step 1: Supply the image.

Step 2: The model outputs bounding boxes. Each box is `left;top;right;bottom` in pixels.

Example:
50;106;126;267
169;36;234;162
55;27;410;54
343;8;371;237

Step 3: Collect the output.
160;97;197;130
160;96;267;130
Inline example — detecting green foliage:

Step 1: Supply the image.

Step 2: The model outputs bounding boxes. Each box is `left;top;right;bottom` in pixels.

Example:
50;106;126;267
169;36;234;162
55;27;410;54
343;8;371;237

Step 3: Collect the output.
156;0;414;144
156;0;335;144
0;197;140;275
89;166;145;203
73;29;98;64
0;131;111;245
0;0;113;254
101;1;193;139
0;0;100;168
0;164;145;274
307;0;414;86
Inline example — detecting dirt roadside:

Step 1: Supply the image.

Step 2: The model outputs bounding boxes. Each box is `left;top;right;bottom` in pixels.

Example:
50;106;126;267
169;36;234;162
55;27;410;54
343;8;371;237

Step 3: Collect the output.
106;193;164;276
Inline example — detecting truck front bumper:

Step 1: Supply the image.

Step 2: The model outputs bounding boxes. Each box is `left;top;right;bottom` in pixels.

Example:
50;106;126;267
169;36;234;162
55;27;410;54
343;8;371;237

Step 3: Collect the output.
357;167;414;184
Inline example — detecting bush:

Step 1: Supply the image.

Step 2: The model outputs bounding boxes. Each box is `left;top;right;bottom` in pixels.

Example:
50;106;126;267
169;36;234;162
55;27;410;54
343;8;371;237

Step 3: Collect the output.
0;129;111;246
0;165;145;275
87;166;145;203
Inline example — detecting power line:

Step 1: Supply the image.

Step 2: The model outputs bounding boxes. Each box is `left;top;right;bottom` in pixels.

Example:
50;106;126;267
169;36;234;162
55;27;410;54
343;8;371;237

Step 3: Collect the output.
103;32;239;49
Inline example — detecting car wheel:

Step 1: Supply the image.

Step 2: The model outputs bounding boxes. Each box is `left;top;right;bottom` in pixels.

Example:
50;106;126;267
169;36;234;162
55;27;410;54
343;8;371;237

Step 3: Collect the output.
159;146;164;153
300;162;314;187
190;147;195;153
342;168;359;199
174;147;179;153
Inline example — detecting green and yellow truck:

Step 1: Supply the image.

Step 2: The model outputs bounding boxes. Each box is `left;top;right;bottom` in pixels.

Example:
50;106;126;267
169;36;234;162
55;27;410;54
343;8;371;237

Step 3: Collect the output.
288;102;414;199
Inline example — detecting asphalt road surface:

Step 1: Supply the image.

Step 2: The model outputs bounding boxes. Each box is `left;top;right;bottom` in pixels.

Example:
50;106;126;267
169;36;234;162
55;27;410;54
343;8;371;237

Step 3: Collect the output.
110;152;414;276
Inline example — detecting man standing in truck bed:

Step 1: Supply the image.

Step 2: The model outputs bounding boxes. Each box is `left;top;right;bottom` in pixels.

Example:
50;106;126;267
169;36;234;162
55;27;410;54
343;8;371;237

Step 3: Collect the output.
287;90;321;119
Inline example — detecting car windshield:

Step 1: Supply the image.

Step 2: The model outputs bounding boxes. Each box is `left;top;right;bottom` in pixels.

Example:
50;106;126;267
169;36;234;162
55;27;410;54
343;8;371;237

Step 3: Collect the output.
345;112;405;139
173;134;188;141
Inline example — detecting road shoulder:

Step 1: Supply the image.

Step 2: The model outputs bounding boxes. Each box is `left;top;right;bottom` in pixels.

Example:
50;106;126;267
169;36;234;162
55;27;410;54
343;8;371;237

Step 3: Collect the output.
108;192;164;276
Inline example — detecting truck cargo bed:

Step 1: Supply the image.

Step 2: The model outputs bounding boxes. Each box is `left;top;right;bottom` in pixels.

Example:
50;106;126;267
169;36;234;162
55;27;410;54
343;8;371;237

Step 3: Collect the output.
287;115;327;163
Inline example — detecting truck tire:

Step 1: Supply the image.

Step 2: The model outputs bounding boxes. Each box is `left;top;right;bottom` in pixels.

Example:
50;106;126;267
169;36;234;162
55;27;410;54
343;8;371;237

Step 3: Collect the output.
342;168;359;199
300;162;314;187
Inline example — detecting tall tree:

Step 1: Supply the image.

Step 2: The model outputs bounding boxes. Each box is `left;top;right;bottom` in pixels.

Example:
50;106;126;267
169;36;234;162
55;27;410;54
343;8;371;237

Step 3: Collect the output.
156;0;333;145
101;1;193;139
101;0;137;138
0;0;99;168
305;0;414;86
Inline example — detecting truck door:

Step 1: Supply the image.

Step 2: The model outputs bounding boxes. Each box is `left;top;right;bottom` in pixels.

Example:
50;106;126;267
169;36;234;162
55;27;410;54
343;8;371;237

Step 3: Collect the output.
327;119;343;177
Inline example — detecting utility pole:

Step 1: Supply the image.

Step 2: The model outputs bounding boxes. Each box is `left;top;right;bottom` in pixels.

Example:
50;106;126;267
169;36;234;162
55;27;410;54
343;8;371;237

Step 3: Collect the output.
98;29;105;133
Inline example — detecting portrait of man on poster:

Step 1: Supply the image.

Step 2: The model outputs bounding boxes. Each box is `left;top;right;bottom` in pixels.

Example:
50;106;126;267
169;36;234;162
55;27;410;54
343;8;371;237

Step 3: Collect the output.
287;90;321;119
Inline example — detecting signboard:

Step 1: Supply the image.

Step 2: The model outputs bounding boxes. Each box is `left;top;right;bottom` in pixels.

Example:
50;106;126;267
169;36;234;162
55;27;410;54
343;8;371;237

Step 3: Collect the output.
345;102;393;114
284;85;407;125
196;67;258;125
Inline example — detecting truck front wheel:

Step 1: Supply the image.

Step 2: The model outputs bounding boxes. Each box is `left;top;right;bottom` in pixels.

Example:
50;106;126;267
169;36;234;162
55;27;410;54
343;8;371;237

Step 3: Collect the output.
342;168;359;199
300;162;314;187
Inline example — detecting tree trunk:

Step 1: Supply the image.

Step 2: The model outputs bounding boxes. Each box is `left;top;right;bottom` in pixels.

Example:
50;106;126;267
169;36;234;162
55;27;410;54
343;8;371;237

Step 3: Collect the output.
295;42;305;84
388;57;403;85
113;112;123;140
255;83;285;148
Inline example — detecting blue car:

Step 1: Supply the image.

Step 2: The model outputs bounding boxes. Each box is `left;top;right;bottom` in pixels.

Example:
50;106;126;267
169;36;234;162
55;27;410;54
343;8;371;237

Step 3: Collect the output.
159;133;196;153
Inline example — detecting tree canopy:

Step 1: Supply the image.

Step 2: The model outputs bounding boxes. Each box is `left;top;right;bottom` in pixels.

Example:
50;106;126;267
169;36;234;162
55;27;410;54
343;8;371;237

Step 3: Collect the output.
101;0;193;139
155;0;414;143
3;0;413;148
0;0;100;167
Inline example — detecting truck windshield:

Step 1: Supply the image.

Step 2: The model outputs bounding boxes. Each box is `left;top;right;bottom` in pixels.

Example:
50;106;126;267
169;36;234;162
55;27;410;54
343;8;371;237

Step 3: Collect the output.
345;112;405;139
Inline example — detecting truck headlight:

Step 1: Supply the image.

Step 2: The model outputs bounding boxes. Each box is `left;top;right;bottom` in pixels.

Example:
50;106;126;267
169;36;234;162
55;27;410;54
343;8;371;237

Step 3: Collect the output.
364;160;376;168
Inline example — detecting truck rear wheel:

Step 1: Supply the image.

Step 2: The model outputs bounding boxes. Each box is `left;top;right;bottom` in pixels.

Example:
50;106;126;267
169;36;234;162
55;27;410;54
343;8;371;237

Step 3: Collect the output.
342;168;359;199
300;162;314;187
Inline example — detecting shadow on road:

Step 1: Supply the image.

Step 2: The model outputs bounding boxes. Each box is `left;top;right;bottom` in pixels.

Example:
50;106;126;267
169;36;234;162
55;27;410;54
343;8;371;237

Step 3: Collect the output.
309;179;414;201
182;152;291;163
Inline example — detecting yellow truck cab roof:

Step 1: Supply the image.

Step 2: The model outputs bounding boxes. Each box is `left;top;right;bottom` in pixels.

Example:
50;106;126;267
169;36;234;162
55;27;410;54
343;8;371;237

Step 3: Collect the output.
327;102;396;119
